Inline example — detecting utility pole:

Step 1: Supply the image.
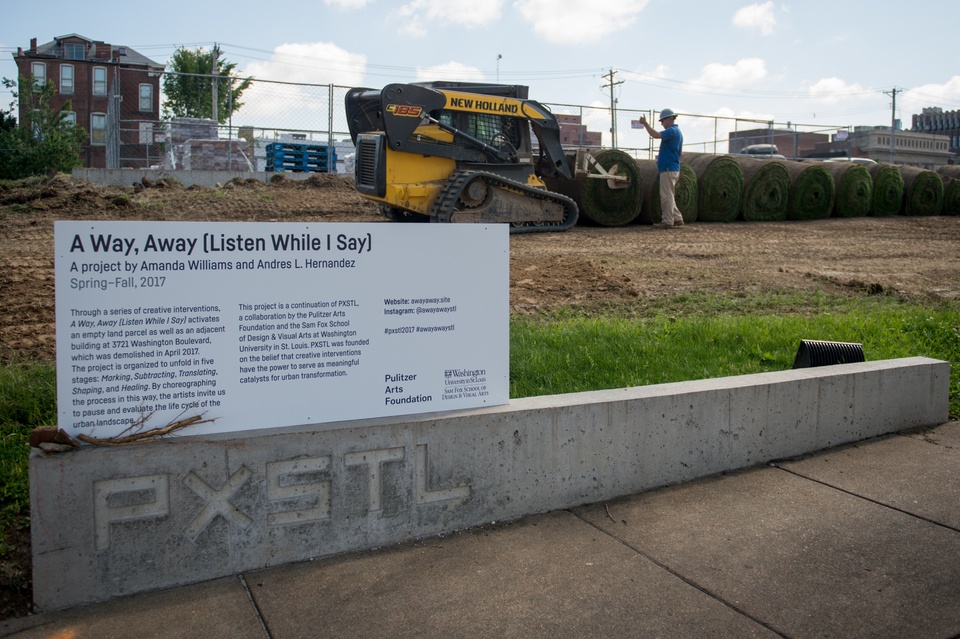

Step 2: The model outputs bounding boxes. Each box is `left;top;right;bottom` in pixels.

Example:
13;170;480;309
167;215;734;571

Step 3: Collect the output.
602;69;623;148
884;87;899;163
211;43;220;124
496;54;502;83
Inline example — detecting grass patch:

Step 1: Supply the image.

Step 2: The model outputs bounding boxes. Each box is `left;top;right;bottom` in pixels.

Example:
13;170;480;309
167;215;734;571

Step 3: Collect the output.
0;290;957;611
0;362;56;545
512;292;960;418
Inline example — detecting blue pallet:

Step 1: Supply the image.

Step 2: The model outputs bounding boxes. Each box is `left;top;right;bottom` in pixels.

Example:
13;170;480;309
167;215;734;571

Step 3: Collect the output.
266;152;334;162
266;158;333;168
265;164;336;173
266;142;331;153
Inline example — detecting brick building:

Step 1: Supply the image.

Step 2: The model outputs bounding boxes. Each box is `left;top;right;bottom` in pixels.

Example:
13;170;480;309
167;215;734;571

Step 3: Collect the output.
13;34;164;168
913;107;960;157
728;128;829;159
556;114;602;147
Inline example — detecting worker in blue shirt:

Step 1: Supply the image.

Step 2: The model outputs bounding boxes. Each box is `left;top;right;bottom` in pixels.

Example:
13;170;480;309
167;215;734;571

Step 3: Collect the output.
639;109;684;228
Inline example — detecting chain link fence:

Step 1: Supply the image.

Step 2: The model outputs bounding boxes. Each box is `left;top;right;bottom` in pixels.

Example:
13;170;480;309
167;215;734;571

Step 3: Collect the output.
105;70;850;172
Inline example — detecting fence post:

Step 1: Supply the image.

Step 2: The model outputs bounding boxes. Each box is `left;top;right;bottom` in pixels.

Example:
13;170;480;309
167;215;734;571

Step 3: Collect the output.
328;84;335;173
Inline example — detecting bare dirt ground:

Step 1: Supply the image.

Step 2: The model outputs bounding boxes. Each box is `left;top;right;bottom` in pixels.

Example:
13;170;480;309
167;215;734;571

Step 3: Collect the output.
2;173;959;364
0;173;959;618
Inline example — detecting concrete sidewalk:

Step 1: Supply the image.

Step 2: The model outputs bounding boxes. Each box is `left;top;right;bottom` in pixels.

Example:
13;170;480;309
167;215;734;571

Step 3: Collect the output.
4;421;959;639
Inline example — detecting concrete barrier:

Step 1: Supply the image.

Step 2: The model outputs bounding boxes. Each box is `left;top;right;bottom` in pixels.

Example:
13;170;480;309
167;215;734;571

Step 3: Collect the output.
31;357;950;610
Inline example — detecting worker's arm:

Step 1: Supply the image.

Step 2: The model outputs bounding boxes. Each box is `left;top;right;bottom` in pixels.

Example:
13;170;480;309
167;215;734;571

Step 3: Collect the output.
638;116;662;139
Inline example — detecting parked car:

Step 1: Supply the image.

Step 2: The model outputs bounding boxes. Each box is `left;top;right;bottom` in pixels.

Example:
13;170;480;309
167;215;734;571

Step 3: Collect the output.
823;157;877;165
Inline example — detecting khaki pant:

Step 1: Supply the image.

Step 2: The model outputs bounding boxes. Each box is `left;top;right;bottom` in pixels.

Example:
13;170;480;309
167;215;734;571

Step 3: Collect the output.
659;171;683;225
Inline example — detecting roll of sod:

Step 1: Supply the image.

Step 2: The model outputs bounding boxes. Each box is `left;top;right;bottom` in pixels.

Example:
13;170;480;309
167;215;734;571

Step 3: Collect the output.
937;165;960;179
941;177;960;215
823;163;872;218
785;162;836;220
868;163;904;216
938;166;960;214
542;149;644;226
634;160;698;224
735;157;790;221
684;153;743;222
580;149;645;226
899;165;945;216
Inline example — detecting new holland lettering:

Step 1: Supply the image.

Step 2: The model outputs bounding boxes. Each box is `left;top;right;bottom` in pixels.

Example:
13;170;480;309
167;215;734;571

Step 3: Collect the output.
475;100;519;114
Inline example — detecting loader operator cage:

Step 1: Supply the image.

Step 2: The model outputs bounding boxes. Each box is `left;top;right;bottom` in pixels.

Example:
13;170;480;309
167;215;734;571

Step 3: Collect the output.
437;110;525;154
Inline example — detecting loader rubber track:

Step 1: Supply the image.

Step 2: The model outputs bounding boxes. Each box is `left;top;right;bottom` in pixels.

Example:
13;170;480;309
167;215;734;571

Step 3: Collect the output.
429;170;579;234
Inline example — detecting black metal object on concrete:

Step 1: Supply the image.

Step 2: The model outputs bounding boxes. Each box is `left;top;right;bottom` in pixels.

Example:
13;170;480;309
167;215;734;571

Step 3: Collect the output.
792;340;866;368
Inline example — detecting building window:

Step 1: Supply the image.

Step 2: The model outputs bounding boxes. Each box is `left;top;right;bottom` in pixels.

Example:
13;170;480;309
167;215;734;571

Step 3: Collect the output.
91;113;106;145
93;67;107;96
60;64;74;94
63;112;76;128
31;62;46;87
139;122;154;144
139;83;153;112
64;43;86;61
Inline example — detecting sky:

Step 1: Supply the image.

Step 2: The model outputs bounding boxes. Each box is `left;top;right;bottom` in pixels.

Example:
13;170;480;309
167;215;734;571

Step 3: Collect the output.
3;0;960;146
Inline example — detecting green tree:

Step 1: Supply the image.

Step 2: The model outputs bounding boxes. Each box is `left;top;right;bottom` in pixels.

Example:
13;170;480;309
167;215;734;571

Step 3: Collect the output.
0;107;15;132
162;46;252;124
0;76;86;180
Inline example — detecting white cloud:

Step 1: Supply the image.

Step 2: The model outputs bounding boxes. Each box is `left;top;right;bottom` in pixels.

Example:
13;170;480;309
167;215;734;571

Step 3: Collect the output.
692;58;767;90
235;43;367;127
395;0;505;34
732;2;776;36
416;62;486;82
649;64;670;79
514;0;650;45
807;77;869;104
902;76;960;114
398;15;427;37
242;42;366;86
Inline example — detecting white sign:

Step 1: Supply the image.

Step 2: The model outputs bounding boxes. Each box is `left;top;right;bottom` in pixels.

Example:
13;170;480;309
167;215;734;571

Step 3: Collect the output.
55;221;509;439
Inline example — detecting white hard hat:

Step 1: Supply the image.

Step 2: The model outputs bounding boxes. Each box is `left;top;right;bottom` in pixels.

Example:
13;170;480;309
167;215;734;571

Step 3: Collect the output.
659;108;677;121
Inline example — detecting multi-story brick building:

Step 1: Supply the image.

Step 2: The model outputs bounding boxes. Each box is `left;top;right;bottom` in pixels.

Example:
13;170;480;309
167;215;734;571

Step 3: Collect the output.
556;114;602;147
913;107;960;157
728;128;829;159
13;34;164;168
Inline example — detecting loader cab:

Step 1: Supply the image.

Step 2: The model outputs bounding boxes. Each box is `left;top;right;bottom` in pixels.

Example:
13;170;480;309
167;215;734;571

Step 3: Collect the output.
435;109;530;164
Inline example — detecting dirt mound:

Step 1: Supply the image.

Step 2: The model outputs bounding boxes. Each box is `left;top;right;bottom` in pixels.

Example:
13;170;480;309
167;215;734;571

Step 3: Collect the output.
1;173;959;364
